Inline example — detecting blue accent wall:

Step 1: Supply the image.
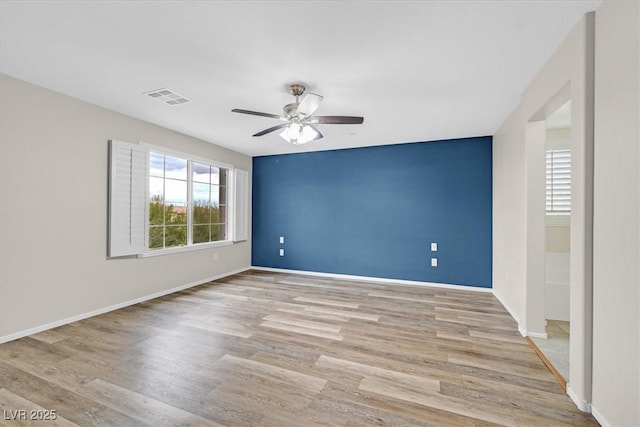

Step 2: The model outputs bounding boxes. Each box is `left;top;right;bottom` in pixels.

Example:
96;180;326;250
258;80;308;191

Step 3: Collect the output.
252;136;492;288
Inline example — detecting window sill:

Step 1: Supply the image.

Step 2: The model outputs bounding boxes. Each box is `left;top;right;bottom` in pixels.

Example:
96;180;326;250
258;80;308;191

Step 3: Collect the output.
139;240;234;258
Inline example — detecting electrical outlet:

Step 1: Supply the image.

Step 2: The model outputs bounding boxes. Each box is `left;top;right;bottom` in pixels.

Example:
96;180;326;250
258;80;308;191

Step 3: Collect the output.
279;248;285;257
431;242;438;252
431;258;438;267
279;236;285;244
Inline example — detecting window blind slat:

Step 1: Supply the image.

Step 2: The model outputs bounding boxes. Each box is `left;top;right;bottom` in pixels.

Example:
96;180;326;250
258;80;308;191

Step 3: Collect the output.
546;149;571;214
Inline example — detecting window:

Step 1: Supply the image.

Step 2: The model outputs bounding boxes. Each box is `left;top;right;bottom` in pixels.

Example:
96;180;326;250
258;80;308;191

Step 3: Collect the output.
546;149;571;214
148;152;189;249
192;162;227;244
108;140;248;258
148;151;228;251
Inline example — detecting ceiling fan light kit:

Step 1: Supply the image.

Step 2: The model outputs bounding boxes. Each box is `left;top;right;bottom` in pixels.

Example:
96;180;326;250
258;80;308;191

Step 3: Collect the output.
232;83;364;145
280;123;320;145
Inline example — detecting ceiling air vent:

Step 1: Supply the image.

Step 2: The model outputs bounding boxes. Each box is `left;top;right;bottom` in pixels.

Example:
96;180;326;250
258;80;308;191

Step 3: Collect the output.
143;88;190;106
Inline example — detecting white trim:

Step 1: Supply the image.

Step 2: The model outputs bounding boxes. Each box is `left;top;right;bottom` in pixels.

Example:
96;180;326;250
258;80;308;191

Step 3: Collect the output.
142;144;234;254
590;405;611;427
546;213;571;226
139;240;234;258
250;266;493;292
490;291;547;338
567;383;592;413
0;267;250;344
140;141;234;170
527;331;549;339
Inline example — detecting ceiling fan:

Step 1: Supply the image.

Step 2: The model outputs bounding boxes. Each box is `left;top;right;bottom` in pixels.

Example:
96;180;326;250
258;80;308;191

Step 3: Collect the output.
232;83;364;145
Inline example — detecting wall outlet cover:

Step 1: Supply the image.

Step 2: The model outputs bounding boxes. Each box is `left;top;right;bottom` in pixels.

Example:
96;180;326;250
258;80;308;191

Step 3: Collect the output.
431;242;438;251
279;248;285;256
431;258;438;267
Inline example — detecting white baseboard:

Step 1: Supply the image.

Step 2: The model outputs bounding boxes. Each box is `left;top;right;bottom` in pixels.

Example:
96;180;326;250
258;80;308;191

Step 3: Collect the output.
590;405;611;427
567;383;592;413
0;266;251;344
527;331;549;339
492;291;549;338
511;327;547;339
250;266;493;293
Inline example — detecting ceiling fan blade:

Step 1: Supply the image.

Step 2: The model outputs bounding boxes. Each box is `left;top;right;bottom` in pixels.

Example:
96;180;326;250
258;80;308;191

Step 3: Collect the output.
252;123;289;137
297;93;323;117
315;115;364;124
232;109;282;119
308;124;323;141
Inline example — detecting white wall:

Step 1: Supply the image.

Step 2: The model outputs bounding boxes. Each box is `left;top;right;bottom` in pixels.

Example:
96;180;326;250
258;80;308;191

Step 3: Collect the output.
591;1;640;425
545;252;570;321
0;74;252;341
493;11;594;409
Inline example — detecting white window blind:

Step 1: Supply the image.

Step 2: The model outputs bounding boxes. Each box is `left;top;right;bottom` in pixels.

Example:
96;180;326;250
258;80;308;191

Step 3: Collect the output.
108;140;146;257
546;149;571;214
234;169;249;242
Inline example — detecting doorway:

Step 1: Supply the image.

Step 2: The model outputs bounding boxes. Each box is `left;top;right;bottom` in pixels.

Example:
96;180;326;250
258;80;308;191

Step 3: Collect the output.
531;101;572;383
524;82;594;412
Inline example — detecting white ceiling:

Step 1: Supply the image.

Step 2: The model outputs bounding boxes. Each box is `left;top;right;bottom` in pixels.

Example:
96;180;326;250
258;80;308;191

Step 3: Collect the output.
0;0;601;157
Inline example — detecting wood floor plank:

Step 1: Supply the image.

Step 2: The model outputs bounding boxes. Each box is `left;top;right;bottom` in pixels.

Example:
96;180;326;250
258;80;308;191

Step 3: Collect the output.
0;361;145;426
0;270;597;426
0;388;79;427
260;320;344;341
275;306;352;322
468;328;527;344
315;355;441;392
368;290;437;304
358;376;517;426
213;354;327;393
262;314;343;333
180;318;254;338
82;379;224;427
294;296;360;309
318;380;504;427
302;305;380;321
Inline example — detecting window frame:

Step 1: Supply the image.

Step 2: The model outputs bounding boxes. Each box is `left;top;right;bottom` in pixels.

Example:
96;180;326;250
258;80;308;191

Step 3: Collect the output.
140;143;235;258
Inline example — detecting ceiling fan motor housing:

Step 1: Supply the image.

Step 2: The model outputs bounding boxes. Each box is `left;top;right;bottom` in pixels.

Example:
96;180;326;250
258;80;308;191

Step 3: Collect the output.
283;102;300;118
284;84;306;118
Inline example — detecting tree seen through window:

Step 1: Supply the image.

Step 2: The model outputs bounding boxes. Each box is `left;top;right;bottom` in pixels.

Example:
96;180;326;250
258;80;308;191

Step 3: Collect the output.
148;153;227;250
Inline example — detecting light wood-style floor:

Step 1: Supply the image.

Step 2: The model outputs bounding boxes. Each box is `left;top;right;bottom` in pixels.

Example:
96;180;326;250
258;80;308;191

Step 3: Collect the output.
0;270;598;426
